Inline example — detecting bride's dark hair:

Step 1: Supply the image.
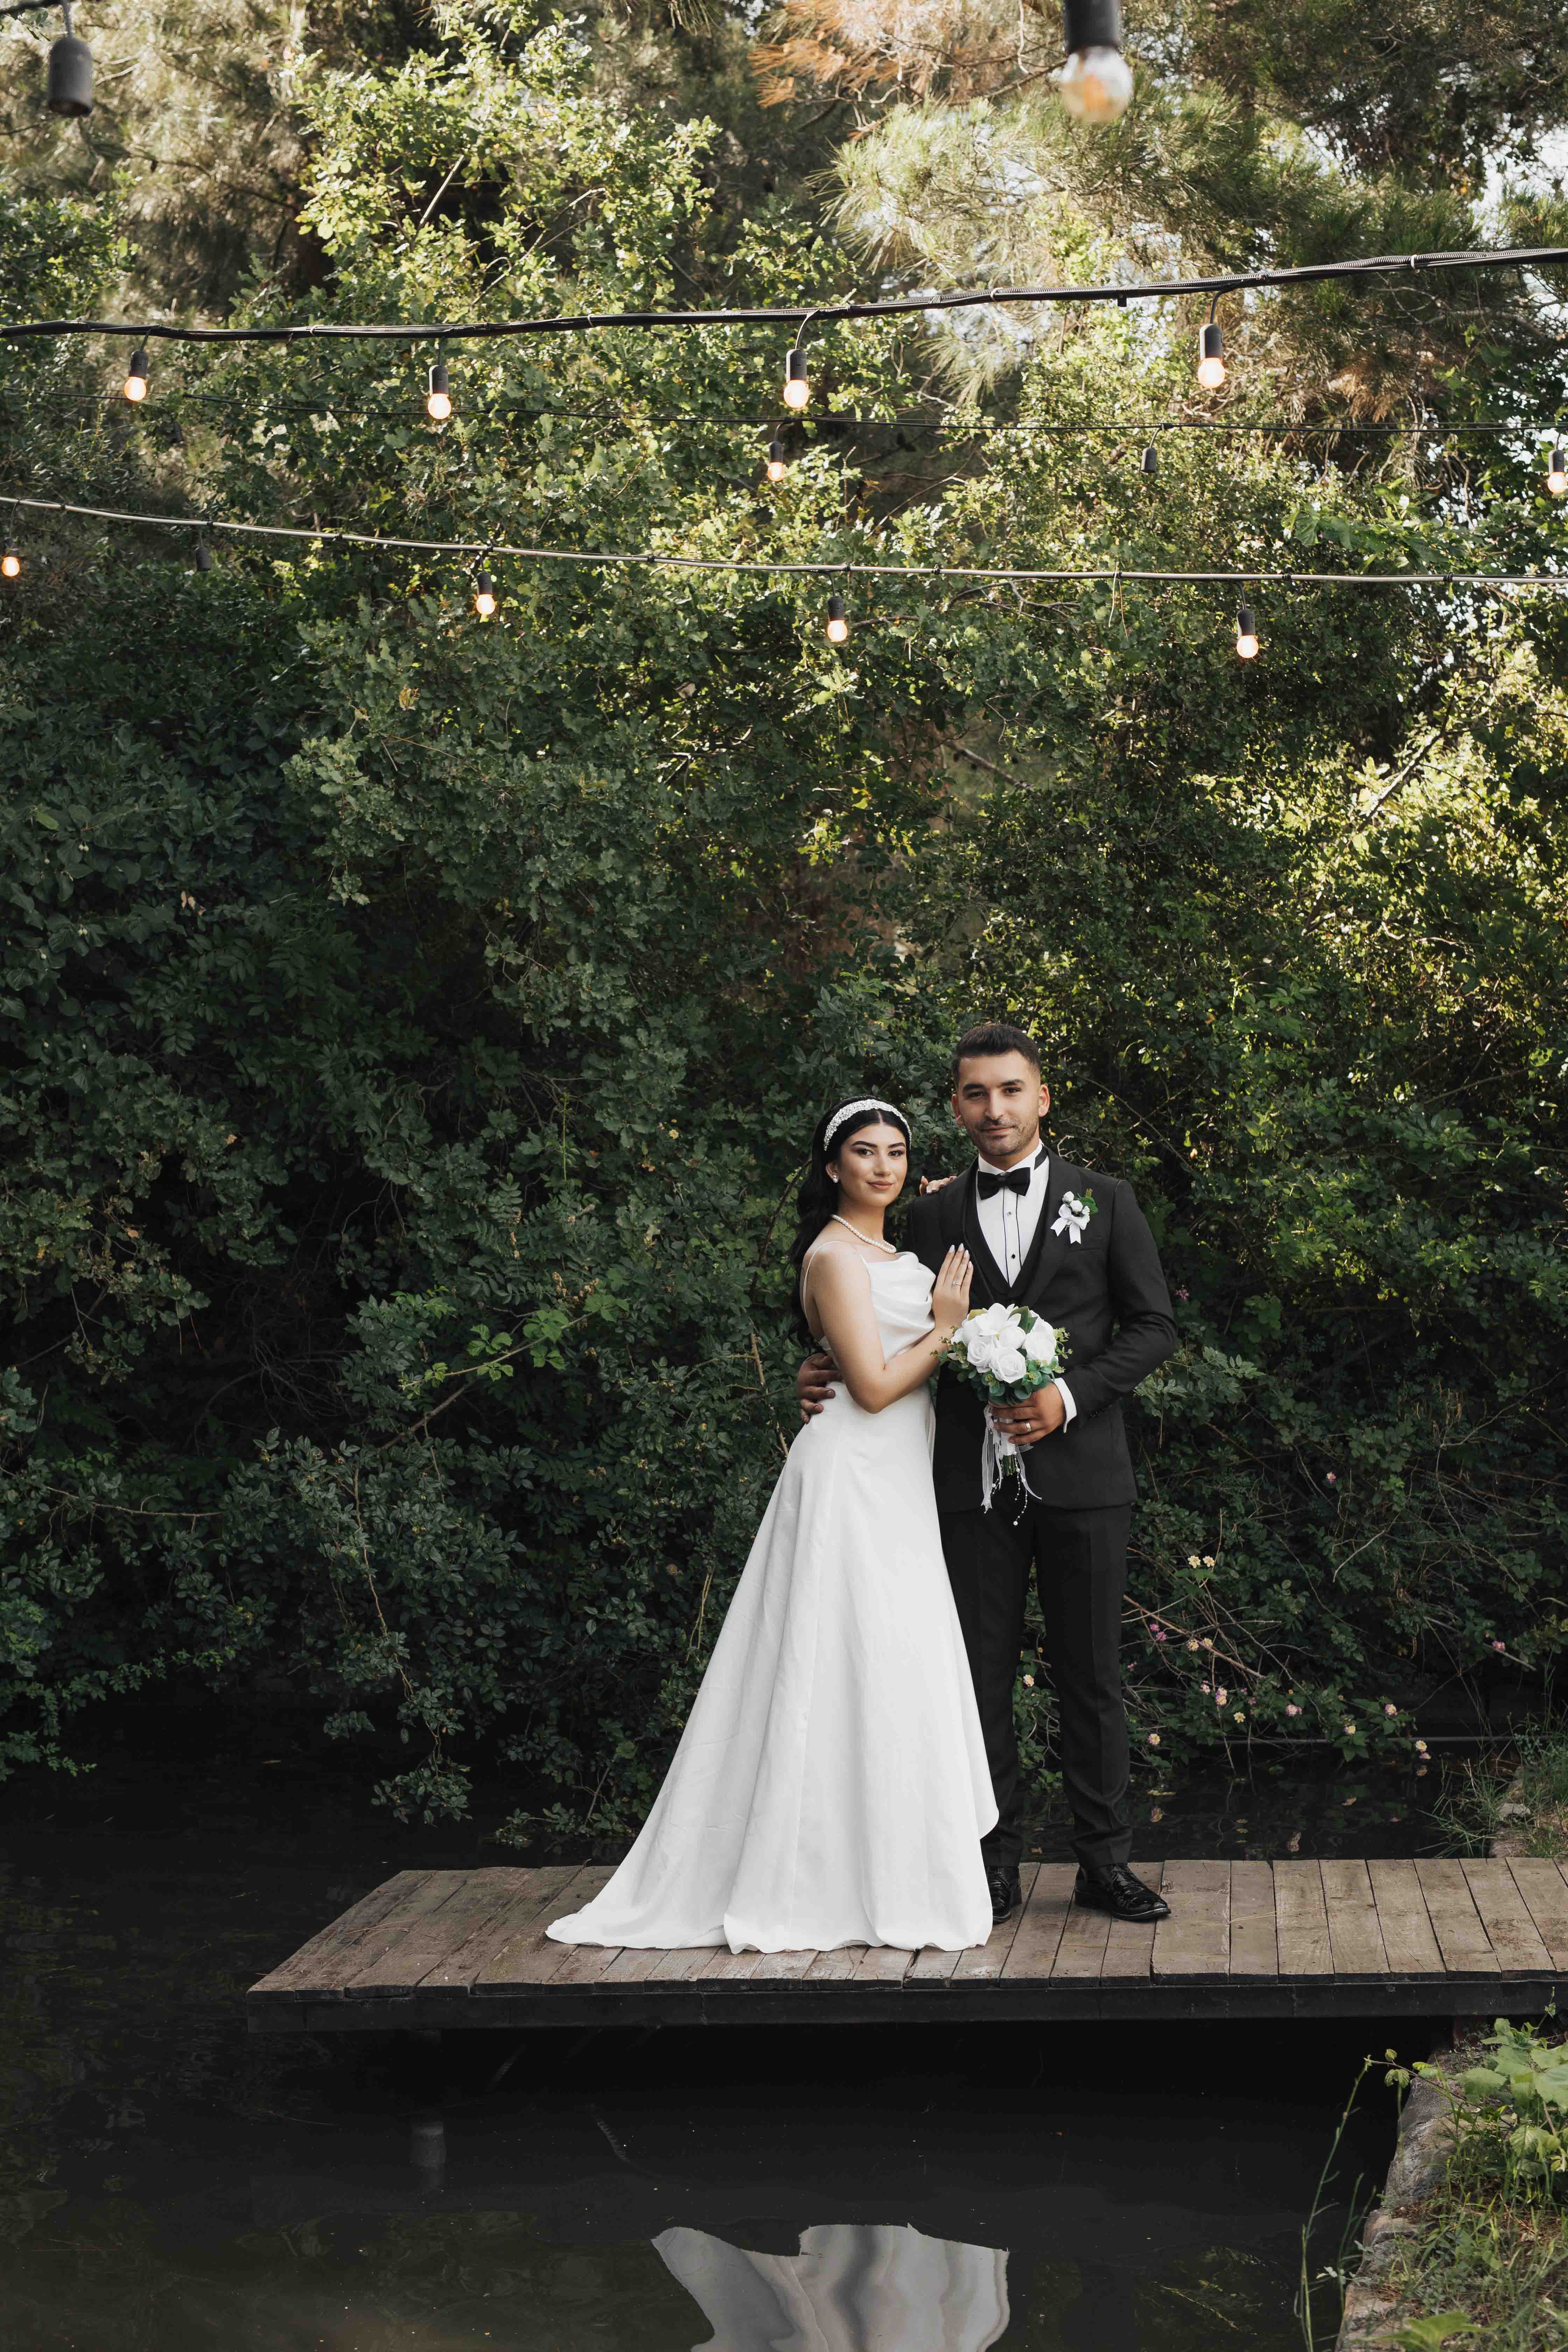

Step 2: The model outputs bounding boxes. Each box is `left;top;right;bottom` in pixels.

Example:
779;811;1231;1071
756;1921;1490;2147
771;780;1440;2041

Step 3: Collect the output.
787;1098;913;1338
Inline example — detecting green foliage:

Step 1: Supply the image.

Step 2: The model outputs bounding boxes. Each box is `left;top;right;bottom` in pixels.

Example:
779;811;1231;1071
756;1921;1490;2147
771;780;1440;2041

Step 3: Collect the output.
0;0;1564;1833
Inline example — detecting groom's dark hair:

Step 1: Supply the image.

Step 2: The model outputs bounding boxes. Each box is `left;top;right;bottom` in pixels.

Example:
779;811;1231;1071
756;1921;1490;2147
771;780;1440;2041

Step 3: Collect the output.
950;1022;1042;1087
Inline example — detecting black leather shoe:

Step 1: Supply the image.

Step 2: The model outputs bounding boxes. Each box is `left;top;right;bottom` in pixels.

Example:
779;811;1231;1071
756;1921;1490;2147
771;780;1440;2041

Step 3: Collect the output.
987;1867;1022;1925
1073;1864;1170;1922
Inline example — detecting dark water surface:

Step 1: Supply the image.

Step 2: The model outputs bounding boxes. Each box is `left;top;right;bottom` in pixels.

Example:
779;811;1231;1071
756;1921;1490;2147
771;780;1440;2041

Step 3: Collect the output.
0;1733;1447;2351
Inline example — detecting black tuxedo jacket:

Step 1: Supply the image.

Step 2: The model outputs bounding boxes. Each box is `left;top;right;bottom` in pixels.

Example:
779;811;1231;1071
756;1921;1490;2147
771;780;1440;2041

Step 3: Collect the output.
904;1152;1177;1514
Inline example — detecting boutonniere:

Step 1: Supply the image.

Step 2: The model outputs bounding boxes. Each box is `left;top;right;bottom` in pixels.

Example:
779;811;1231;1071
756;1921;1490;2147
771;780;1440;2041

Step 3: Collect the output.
1050;1189;1098;1245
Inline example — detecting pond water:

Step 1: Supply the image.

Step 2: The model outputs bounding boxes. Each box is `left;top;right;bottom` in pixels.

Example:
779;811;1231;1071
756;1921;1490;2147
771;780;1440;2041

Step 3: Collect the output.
0;1727;1451;2351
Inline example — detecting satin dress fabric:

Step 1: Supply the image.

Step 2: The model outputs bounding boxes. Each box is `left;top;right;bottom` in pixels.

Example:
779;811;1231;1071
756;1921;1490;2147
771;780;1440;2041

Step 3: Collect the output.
547;1252;997;1953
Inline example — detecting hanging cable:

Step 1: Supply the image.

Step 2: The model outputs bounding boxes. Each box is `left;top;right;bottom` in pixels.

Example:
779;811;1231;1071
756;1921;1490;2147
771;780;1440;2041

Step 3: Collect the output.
6;241;1563;354
2;490;1562;594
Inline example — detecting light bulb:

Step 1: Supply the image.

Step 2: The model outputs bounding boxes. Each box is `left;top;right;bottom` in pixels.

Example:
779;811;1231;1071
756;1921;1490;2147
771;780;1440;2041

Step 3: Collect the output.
1141;441;1158;477
766;436;787;483
194;538;212;572
1055;45;1133;122
426;359;452;423
1;545;19;579
825;593;849;644
784;349;809;411
1235;603;1259;660
123;346;149;403
1196;321;1225;390
473;569;497;619
1548;443;1567;496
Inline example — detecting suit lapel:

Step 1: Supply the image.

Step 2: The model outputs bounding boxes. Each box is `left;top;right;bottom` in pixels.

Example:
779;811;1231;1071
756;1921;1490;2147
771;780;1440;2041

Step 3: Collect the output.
1017;1154;1077;1309
959;1166;1010;1305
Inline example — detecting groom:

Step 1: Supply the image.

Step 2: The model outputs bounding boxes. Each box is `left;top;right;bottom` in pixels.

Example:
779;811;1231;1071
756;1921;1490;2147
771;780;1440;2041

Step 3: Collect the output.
798;1024;1177;1927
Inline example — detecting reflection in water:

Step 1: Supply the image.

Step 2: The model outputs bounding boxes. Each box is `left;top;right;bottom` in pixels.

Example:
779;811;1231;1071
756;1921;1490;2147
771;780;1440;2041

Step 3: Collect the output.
0;1747;1414;2352
655;2223;1009;2352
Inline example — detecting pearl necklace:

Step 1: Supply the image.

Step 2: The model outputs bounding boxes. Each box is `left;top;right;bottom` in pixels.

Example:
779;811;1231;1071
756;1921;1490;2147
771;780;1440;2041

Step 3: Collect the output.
830;1213;898;1255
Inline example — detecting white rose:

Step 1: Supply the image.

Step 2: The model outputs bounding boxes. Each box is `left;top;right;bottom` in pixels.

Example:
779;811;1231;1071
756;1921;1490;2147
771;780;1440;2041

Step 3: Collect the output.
1023;1319;1057;1363
990;1345;1027;1384
965;1332;998;1374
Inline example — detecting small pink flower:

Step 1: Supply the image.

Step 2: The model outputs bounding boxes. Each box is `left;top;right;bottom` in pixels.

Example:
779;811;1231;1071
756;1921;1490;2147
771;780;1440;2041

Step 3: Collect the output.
1147;1732;1161;1746
1200;1682;1212;1694
1285;1703;1301;1717
1023;1674;1035;1687
1176;1287;1190;1301
1491;1639;1505;1652
1326;1472;1337;1485
1414;1739;1428;1754
1153;1627;1168;1642
1344;1722;1357;1736
1216;1687;1229;1706
1384;1702;1398;1716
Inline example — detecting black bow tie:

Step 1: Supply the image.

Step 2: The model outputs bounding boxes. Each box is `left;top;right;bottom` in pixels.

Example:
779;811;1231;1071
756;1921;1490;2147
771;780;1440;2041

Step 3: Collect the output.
977;1166;1032;1199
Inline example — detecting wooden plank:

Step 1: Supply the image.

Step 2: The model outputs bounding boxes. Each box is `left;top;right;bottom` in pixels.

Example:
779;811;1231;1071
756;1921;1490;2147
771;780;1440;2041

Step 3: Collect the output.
248;1872;437;2001
548;1939;631;1987
421;1865;579;1990
1274;1860;1332;1976
804;1946;865;1981
1227;1862;1278;1977
1099;1863;1167;1981
1321;1860;1390;1976
646;1943;726;1982
1367;1861;1445;1975
953;1866;1040;1982
744;1948;821;1983
1152;1859;1229;1978
1506;1860;1568;1970
473;1865;615;1990
852;1945;915;1983
346;1869;539;1996
1460;1860;1552;1973
1000;1865;1077;1981
1051;1898;1112;1978
908;1944;965;1982
1413;1860;1500;1974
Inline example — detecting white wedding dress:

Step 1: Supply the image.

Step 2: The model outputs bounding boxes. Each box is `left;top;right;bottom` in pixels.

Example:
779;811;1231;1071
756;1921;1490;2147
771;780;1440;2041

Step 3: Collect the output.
547;1251;996;1952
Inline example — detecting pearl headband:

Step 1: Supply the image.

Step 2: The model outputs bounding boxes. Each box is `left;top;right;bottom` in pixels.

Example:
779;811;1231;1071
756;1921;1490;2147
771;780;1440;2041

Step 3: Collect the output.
823;1097;908;1150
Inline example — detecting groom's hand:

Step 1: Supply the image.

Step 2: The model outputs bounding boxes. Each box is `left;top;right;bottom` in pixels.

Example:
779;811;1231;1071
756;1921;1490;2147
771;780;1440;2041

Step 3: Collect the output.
918;1172;958;1194
797;1350;840;1422
990;1381;1068;1444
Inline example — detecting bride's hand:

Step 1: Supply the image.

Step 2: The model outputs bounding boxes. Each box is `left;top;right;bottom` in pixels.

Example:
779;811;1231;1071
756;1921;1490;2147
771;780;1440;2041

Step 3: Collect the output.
931;1245;973;1338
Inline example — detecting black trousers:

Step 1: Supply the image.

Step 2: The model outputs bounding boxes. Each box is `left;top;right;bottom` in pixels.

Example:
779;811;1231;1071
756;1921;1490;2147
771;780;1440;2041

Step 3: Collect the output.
939;1498;1133;1876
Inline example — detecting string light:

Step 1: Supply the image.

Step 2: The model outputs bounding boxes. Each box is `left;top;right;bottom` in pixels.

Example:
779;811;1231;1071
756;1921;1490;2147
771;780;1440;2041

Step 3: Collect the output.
766;435;787;483
122;346;149;403
825;593;849;643
1141;441;1158;477
194;536;212;572
1;544;20;579
1548;441;1567;496
1197;303;1225;391
784;348;810;411
1055;0;1133;123
473;568;497;618
1235;601;1259;660
46;0;92;117
426;359;453;423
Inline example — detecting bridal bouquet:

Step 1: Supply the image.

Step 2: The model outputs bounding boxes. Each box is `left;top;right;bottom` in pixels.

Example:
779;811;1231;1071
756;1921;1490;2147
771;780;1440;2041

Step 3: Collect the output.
944;1303;1068;1513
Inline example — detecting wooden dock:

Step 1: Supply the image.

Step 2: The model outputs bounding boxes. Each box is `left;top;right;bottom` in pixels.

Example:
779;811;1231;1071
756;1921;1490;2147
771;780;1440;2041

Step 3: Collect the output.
247;1856;1568;2032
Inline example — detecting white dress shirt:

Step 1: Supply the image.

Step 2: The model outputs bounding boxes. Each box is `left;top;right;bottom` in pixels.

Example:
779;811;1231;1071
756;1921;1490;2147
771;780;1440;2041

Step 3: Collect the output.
974;1146;1077;1425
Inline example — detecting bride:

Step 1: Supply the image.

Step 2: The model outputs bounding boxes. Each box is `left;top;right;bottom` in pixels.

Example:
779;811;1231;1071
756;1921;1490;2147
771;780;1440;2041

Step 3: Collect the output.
547;1096;997;1954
